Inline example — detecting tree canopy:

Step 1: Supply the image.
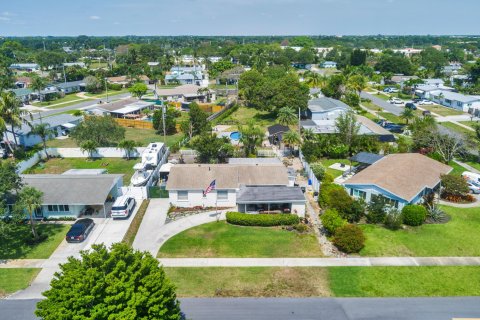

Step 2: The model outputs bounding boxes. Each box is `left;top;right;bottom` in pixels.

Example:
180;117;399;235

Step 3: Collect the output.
71;116;125;147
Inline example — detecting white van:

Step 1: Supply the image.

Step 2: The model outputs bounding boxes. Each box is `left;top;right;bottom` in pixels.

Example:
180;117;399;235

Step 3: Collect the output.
111;196;136;219
462;171;480;184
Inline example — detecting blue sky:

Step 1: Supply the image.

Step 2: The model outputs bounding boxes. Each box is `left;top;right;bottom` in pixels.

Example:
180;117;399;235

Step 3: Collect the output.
1;0;479;36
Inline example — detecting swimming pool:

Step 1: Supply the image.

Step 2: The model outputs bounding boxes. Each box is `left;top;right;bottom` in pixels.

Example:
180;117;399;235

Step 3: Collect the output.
230;131;241;140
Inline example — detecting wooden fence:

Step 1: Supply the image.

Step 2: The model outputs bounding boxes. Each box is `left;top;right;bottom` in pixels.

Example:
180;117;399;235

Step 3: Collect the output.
114;118;154;129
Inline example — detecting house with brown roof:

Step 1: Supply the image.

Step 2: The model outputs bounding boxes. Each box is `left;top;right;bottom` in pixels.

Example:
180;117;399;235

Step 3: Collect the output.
342;153;452;209
166;164;306;216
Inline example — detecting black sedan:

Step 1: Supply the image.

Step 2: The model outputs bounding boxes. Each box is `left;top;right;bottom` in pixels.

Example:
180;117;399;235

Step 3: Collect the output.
66;218;95;243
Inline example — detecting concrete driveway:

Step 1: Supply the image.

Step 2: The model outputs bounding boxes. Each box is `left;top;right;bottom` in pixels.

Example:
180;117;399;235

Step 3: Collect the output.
361;92;403;116
132;199;169;255
9;203;141;300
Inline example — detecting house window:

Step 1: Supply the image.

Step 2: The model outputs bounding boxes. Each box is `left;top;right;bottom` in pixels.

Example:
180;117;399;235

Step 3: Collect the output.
456;101;463;108
178;191;188;201
47;205;70;212
353;189;366;199
217;190;228;201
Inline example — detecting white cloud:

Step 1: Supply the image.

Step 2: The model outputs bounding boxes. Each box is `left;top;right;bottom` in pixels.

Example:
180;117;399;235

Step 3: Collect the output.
89;15;101;20
0;16;10;21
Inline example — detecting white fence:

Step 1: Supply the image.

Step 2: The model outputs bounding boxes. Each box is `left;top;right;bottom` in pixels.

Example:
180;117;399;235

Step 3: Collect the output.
17;147;146;173
121;186;148;199
299;151;320;193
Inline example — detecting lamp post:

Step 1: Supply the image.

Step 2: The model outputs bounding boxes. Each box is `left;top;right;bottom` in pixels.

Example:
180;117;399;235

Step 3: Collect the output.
104;78;109;103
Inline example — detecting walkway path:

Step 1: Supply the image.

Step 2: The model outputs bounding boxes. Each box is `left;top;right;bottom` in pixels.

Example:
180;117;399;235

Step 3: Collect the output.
132;199;169;255
158;256;480;267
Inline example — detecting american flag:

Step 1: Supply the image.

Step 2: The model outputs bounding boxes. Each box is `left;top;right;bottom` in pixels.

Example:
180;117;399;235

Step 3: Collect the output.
203;180;216;197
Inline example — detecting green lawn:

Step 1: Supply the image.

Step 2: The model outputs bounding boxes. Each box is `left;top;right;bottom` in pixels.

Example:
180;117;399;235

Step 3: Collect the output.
419;104;464;116
0;224;69;259
219;105;277;131
28;157;136;182
464;161;480;172
0;269;41;297
361;101;382;112
374;93;391;101
165;267;331;297
440;121;473;136
84;89;129;98
360;206;480;257
320;158;352;178
448;160;468;176
32;94;88;108
329;266;480;297
459;121;480;129
46;127;184;148
158;221;322;258
378;112;403;124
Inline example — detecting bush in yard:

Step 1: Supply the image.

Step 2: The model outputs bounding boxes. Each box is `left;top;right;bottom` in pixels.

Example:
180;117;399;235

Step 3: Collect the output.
402;204;427;226
333;224;365;254
342;199;365;223
440;174;469;201
322;172;334;184
226;212;300;227
318;183;345;208
321;209;347;235
310;162;326;181
384;207;403;230
328;188;353;213
366;195;388;224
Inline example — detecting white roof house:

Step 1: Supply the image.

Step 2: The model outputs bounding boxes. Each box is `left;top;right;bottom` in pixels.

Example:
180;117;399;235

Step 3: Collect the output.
424;89;480;112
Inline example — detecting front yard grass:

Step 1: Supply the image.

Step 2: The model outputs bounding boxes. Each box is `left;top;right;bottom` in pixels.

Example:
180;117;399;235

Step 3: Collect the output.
360;206;480;257
378;112;403;124
320;158;352;178
28;157;136;182
122;200;148;246
218;105;277;131
165;267;331;297
329;266;480;297
0;269;41;297
158;221;322;258
0;224;69;259
419;104;464;116
32;94;86;108
440;121;473;136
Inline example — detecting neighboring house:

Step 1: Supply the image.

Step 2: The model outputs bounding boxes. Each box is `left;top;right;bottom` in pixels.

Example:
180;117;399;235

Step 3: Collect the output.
392;48;423;57
228;158;282;165
86;98;154;118
301;97;395;142
442;63;463;75
155;84;214;103
63;62;86;68
9;88;34;104
422;78;445;87
429;90;480;112
342;153;452;209
320;61;337;68
166;164;306;217
15;76;32;89
5;114;82;147
55;80;86;94
165;66;208;87
415;85;454;99
107;76;130;87
9;63;40;72
7;174;123;219
390;75;418;85
267;124;290;145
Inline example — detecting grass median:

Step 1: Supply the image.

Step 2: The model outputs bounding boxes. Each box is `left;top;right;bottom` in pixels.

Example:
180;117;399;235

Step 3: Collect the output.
0;269;41;297
122;199;148;246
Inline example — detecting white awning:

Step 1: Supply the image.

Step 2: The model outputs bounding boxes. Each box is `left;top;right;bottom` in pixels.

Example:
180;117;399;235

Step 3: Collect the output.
159;163;174;173
61;122;76;129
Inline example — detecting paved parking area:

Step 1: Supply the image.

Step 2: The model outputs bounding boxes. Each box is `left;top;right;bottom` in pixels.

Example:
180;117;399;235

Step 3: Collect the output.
9;202;141;300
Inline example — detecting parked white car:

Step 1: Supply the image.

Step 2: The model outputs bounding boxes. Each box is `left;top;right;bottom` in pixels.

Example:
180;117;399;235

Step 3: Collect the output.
462;171;480;184
468;182;480;194
389;98;404;105
111;196;136;219
418;99;434;105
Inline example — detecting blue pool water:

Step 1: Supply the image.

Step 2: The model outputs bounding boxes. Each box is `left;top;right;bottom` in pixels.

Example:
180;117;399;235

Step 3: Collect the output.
230;131;241;140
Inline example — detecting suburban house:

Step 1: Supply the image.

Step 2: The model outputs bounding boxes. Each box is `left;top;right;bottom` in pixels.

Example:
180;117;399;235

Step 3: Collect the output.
8;174;123;219
342;153;452;209
63;62;86;68
155;84;214;103
166;164;306;217
390;75;418;85
107;75;150;87
55;80;86;94
9;63;40;72
86;99;155;118
320;61;337;68
416;87;480;112
422;78;445;87
415;85;454;99
301;97;395;142
267;124;290;145
442;62;463;75
15;76;32;89
5;114;82;147
165;66;208;87
10;88;34;104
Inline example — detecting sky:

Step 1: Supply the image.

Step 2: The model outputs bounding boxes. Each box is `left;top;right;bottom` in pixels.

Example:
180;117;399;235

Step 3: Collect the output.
0;0;479;36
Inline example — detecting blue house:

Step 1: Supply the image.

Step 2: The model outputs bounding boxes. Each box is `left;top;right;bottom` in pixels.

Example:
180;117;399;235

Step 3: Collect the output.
342;153;452;209
320;61;337;68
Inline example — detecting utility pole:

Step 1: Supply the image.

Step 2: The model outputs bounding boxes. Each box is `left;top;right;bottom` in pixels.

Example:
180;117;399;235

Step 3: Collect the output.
162;104;166;144
104;78;109;103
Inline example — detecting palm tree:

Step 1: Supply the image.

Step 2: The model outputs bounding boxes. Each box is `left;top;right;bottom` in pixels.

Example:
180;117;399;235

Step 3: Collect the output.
30;76;46;102
239;121;264;156
282;131;301;154
197;87;211;102
0;91;31;149
301;128;316;142
277;106;297;126
28;123;54;158
400;108;415;125
117;139;137;160
305;72;327;89
16;186;43;241
347;74;367;99
80;140;98;159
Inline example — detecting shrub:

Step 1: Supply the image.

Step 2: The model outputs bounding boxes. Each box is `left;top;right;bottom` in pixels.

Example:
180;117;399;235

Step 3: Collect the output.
25;233;48;245
384;207;403;230
440;174;469;199
310;162;326;181
342;199;365;223
322;172;334;184
333;224;365;254
402;204;427;226
425;203;449;224
226;212;300;227
366;195;388;224
318;183;345;208
293;223;309;233
321;209;347;235
328;189;353;213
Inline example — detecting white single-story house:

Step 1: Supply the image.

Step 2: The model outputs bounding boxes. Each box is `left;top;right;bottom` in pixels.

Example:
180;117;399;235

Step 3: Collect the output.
5;114;82;147
155;84;214;103
63;62;86;68
7;174;123;219
342;153;452;210
306;97;349;121
428;90;480;112
165;66;208;87
166;164;306;217
56;80;86;94
86;99;155;118
320;61;337;68
9;63;40;72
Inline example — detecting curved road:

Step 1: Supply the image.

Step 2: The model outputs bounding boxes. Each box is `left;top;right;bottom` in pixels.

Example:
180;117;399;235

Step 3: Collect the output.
3;297;480;320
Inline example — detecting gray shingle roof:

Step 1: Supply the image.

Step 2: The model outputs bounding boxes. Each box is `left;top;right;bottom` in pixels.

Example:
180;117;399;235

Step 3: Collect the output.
228;158;282;165
350;152;383;165
21;174;123;205
16;114;82;135
308;97;350;113
236;186;305;203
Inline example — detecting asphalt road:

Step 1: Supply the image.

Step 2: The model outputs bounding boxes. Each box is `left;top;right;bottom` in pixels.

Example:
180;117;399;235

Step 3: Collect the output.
31;92;131;119
361;92;403;116
3;297;480;320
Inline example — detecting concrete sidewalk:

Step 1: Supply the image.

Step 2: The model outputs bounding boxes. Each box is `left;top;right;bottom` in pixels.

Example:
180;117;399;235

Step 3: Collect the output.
132;199;169;255
158;256;480;267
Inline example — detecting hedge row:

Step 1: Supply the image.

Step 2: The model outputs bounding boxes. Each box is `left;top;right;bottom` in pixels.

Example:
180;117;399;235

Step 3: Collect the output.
226;212;300;227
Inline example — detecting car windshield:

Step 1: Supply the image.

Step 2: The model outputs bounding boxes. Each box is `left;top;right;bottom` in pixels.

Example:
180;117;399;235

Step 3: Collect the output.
112;205;127;211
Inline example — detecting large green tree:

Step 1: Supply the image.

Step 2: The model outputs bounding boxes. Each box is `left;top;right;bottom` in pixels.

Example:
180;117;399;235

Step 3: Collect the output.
335;111;360;157
375;54;414;75
71;116;125;147
129;82;148;99
14;186;43;240
239;121;264;156
28;123;55;158
193;133;234;163
36;243;181;320
0;91;31;149
152;107;177;135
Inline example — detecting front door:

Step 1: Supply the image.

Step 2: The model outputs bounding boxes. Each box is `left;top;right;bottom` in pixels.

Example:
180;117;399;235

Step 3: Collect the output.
34;207;43;219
